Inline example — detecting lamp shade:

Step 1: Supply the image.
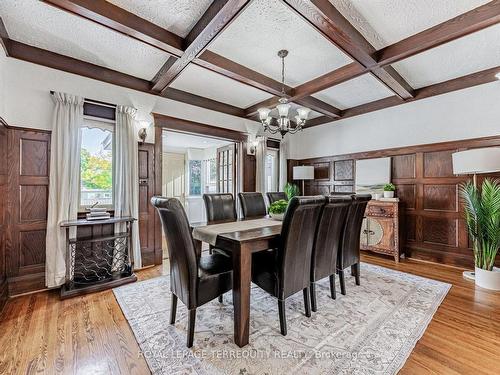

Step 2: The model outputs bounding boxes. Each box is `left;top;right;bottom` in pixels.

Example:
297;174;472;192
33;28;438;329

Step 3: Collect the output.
293;166;314;180
452;147;500;174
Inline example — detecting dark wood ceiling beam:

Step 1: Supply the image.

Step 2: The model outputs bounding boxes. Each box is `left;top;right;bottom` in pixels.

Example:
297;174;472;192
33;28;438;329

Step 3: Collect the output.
6;39;249;119
377;0;500;66
304;66;500;128
194;50;293;97
294;97;341;118
152;0;251;93
42;0;184;56
281;0;414;99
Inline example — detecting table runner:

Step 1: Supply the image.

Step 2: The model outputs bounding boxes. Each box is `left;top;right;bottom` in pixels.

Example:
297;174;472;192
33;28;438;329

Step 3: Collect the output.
192;218;282;246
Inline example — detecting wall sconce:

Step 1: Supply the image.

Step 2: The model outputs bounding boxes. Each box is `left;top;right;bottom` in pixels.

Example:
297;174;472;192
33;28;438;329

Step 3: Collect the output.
138;127;147;144
137;120;150;144
247;135;261;155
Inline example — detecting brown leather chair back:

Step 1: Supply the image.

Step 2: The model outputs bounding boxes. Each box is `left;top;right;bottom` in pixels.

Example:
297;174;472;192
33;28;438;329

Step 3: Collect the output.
278;196;325;299
311;195;351;282
338;194;371;269
203;193;237;223
238;192;267;218
267;191;287;205
151;197;198;309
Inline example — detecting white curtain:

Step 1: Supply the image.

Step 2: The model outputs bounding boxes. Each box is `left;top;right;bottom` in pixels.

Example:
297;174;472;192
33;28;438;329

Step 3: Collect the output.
114;106;141;269
255;137;267;193
279;139;289;192
45;92;83;288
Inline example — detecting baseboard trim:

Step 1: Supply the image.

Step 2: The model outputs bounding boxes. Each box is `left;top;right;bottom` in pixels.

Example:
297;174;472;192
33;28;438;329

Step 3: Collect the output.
8;272;46;297
0;278;8;314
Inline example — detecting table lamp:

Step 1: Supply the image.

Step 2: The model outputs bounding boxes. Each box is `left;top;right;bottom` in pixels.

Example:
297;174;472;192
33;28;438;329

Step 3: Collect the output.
293;166;314;194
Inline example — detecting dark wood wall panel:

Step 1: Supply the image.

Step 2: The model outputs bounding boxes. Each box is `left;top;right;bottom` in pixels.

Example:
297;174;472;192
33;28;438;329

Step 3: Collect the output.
0;119;8;312
7;129;50;295
289;135;500;268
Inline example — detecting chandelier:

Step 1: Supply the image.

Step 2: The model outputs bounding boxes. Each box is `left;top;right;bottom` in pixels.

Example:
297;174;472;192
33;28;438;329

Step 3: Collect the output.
258;50;310;137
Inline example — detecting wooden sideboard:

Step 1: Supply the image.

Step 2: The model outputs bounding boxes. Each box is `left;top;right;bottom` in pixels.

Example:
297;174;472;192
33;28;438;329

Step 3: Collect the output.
360;200;401;262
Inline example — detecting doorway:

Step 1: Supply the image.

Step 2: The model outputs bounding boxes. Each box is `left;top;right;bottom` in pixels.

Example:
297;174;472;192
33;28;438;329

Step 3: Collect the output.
161;130;236;258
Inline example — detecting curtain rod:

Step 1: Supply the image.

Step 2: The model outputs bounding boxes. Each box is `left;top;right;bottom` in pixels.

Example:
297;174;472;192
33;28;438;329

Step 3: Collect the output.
49;91;117;109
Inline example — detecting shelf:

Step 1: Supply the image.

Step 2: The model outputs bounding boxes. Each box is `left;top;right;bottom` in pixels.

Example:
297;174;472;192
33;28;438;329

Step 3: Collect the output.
68;232;130;244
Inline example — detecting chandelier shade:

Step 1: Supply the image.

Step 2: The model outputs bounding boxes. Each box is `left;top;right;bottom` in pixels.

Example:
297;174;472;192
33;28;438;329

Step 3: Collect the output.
257;50;310;137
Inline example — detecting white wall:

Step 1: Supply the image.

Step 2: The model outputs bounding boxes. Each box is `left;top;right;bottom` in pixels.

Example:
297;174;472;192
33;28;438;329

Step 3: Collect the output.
1;57;259;142
0;49;7;117
289;81;500;159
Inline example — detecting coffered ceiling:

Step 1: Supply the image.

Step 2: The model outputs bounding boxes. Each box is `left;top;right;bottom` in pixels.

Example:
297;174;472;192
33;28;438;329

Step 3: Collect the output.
0;0;498;129
0;0;169;80
107;0;213;38
207;0;353;86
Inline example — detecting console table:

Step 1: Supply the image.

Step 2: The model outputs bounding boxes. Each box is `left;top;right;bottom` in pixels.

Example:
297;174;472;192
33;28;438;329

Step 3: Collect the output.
60;216;137;299
360;200;401;262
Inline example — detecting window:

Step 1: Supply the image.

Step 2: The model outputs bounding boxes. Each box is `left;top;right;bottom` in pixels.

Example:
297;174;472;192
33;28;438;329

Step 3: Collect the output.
79;120;114;209
204;158;217;193
265;148;279;192
189;160;202;196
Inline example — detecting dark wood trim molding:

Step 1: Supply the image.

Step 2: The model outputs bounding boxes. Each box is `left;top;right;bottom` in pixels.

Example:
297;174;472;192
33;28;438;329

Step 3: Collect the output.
0;17;10;57
152;0;251;93
153;113;248;142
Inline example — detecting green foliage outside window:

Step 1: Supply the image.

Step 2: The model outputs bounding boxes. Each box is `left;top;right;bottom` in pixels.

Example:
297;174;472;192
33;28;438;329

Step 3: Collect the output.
80;148;112;190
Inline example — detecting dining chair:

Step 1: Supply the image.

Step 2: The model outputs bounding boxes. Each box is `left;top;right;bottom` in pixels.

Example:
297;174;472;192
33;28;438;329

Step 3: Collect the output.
251;196;325;335
203;193;237;223
336;193;371;295
151;197;233;348
238;192;267;218
266;191;287;205
310;195;351;312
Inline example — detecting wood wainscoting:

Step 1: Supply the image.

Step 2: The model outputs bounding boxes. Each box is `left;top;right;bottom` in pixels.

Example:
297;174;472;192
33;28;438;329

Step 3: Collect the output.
0;123;159;298
288;135;500;268
0;119;8;312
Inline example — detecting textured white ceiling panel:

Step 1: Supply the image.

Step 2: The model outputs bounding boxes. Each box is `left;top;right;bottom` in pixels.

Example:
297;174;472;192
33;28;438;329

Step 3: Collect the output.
208;0;352;86
392;24;500;88
312;73;394;109
108;0;213;38
171;64;273;108
330;0;490;49
0;0;170;80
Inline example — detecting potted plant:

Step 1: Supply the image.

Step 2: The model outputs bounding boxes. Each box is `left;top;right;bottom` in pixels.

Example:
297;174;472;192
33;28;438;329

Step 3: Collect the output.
460;178;500;290
269;199;288;221
284;183;299;201
383;183;396;198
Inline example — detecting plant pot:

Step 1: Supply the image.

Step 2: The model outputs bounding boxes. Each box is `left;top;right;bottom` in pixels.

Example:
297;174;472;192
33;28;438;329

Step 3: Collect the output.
270;213;284;221
475;267;500;290
383;191;394;198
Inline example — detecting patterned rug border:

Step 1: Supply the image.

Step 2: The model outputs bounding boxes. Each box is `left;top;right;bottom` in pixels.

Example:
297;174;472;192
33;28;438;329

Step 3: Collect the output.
113;263;451;375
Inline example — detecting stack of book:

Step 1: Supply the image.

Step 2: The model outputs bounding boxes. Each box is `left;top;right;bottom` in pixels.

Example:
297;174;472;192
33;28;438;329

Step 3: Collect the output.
86;207;110;221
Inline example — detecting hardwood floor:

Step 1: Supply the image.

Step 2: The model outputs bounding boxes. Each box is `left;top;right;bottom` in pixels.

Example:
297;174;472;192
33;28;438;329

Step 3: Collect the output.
0;254;499;374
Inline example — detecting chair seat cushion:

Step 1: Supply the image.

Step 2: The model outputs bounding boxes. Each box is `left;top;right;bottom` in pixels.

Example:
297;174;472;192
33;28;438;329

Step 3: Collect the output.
198;254;232;279
197;254;233;306
251;249;279;298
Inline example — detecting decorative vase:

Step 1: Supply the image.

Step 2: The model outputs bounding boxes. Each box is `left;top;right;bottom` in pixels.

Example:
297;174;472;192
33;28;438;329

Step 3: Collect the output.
475;267;500;290
383;191;394;198
270;213;284;221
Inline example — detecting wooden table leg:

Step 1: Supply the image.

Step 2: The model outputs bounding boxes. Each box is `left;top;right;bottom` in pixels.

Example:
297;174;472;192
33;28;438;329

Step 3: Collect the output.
232;243;251;347
193;239;202;259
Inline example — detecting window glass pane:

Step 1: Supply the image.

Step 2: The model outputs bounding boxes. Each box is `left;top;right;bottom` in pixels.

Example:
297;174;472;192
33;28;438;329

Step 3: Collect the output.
80;127;113;208
189;160;202;196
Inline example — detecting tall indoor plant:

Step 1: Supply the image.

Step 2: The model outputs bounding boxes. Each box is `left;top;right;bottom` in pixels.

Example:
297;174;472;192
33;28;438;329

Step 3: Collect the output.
460;178;500;290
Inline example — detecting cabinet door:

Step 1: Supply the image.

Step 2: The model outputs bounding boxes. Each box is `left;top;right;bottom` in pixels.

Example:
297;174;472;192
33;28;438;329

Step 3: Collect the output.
367;217;394;252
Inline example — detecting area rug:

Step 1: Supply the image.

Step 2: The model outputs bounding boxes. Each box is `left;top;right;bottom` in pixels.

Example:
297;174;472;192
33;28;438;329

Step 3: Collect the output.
113;263;450;374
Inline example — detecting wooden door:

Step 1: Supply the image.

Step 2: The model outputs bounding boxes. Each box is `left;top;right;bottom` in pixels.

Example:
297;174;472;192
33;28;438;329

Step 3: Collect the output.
163;152;186;205
216;144;236;194
138;143;158;267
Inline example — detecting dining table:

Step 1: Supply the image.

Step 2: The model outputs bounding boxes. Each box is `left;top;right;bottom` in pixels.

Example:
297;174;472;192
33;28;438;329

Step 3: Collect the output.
192;217;282;347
